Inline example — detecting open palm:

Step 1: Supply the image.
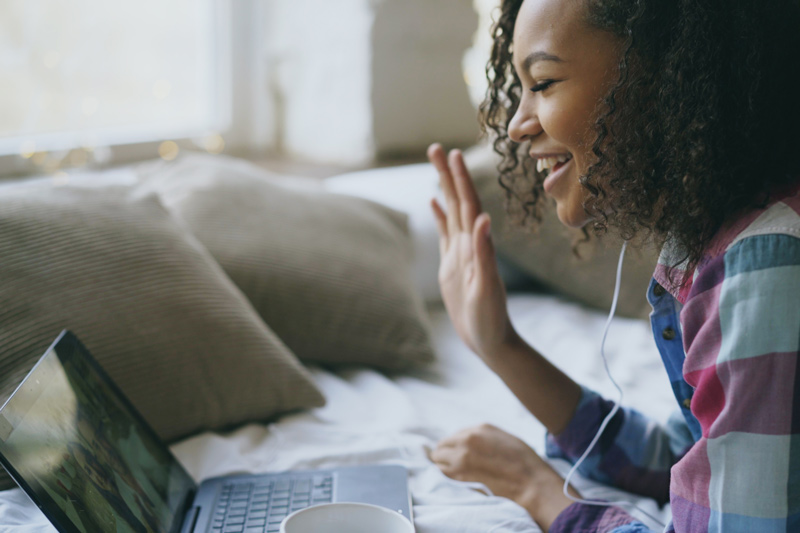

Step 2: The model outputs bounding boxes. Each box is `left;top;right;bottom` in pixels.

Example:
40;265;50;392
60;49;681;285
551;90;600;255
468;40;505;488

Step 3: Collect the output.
427;144;517;361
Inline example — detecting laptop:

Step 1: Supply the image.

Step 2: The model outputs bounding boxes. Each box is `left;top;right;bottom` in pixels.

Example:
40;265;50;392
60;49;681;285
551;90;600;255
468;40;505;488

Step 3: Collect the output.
0;331;412;533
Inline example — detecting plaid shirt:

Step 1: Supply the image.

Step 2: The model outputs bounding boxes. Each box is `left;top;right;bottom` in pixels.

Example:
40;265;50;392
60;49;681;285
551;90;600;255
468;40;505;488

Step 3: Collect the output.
547;183;800;532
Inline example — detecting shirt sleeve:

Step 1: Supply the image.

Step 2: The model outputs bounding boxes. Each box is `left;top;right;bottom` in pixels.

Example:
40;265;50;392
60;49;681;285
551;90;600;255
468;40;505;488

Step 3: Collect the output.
545;386;689;506
549;502;653;532
667;234;800;531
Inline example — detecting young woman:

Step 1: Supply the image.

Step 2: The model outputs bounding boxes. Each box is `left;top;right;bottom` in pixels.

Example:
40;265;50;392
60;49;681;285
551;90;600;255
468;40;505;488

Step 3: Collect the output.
426;0;800;531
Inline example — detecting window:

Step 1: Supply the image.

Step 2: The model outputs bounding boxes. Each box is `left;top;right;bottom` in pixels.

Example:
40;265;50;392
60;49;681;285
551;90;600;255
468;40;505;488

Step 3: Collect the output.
0;0;230;167
463;0;500;109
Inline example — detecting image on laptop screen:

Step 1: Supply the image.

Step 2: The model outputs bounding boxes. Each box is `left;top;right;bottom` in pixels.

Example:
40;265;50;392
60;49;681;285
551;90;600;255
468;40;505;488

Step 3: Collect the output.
0;332;196;533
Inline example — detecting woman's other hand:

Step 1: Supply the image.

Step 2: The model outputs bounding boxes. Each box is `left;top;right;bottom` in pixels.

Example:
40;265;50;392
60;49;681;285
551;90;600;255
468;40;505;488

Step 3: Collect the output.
427;143;520;362
430;424;577;531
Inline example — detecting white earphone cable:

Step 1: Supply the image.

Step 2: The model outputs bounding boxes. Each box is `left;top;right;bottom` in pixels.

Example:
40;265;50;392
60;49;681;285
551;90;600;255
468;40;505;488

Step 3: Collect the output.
561;241;666;529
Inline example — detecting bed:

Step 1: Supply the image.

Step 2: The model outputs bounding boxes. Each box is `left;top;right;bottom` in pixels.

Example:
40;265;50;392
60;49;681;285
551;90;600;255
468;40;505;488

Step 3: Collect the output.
0;157;674;532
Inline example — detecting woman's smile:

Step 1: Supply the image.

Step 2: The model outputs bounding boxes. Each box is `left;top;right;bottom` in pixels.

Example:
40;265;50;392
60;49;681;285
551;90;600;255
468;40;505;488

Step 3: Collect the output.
531;153;575;194
542;157;574;194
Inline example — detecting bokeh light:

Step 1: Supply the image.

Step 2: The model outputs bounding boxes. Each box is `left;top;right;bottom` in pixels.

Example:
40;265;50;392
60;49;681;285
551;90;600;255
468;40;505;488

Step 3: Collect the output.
204;134;225;154
158;141;179;161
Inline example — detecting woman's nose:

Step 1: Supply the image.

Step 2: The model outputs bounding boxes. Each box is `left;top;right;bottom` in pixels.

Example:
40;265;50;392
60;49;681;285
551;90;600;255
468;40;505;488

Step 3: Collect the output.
508;101;541;143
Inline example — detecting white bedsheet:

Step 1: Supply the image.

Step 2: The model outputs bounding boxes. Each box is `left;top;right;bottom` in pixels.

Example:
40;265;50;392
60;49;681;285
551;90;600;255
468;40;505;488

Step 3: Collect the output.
0;293;676;532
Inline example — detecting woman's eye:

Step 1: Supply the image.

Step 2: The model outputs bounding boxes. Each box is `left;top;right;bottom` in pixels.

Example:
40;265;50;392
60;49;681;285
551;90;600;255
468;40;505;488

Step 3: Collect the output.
531;80;555;93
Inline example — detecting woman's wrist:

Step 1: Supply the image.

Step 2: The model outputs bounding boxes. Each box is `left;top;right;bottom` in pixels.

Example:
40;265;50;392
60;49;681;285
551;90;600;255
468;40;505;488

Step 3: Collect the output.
477;323;524;366
518;469;577;532
478;330;582;436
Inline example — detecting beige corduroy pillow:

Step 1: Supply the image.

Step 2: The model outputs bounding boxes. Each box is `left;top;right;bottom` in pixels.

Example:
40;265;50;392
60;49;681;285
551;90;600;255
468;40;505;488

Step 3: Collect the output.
464;144;659;319
0;183;325;490
135;154;435;371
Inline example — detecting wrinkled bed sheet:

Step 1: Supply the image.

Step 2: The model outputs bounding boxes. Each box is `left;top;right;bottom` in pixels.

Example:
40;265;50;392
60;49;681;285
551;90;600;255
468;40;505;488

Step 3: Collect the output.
0;293;675;532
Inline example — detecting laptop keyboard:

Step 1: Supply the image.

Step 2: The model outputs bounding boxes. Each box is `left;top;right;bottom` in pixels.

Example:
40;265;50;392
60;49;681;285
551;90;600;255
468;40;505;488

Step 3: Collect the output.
210;475;334;533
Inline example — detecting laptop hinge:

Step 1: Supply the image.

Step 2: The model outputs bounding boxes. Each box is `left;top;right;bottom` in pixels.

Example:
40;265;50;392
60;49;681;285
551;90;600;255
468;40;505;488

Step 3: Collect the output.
180;507;200;533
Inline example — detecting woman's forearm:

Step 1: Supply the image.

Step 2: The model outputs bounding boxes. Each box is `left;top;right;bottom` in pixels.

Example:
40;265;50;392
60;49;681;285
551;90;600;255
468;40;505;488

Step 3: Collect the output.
483;331;582;436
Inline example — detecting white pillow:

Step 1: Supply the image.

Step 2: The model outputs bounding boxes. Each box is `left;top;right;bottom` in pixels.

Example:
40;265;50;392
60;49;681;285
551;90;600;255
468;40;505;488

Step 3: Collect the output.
326;164;443;302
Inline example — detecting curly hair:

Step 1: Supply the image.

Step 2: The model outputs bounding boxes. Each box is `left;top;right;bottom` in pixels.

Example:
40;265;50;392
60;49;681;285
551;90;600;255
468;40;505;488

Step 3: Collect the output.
481;0;800;283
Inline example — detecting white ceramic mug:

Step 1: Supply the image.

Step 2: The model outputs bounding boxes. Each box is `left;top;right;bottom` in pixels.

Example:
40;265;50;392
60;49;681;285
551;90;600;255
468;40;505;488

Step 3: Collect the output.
280;502;415;533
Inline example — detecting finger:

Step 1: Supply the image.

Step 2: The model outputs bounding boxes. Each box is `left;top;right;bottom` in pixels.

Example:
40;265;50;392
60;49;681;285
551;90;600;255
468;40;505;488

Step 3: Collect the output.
472;213;499;285
428;143;462;234
430;198;449;256
449;149;482;230
435;426;480;450
429;145;461;236
429;446;456;469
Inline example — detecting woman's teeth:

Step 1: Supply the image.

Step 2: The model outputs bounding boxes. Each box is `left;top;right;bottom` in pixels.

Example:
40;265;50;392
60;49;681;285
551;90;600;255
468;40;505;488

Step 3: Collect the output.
536;154;571;173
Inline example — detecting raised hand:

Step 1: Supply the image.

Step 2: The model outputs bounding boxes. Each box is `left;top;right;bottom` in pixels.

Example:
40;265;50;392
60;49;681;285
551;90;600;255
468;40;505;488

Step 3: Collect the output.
427;143;519;362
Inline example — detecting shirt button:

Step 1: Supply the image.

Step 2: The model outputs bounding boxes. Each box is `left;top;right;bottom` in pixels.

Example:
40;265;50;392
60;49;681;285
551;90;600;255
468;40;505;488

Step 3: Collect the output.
653;283;666;297
683;398;692;409
662;327;676;340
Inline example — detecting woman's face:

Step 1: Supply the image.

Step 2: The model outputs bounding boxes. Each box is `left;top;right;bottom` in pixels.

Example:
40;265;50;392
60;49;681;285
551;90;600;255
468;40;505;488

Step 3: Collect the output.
508;0;622;227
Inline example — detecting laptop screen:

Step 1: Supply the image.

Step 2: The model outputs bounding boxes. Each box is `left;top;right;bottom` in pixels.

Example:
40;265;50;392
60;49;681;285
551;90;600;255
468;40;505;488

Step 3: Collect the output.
0;332;196;533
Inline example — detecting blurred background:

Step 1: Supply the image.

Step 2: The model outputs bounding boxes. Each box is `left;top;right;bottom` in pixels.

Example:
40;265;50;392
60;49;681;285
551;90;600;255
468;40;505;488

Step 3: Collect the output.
0;0;499;179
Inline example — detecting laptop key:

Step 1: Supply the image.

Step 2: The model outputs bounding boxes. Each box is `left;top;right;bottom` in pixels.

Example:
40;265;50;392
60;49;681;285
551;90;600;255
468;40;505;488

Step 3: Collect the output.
269;507;288;517
294;480;311;493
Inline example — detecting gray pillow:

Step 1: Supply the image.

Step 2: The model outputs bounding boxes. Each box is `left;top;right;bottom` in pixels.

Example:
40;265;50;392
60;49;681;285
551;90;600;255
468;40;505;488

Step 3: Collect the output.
135;154;435;371
464;144;658;319
0;183;325;490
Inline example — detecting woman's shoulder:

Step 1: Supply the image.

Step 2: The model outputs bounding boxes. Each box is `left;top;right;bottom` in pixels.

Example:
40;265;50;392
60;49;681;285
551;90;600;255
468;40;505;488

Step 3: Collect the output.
708;181;800;259
678;188;800;369
691;183;800;297
656;182;800;303
701;183;800;277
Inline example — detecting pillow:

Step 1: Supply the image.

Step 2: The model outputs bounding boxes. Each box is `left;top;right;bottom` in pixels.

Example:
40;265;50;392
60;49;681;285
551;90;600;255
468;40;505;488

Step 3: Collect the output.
0;183;325;490
135;154;435;371
464;144;658;319
325;164;443;302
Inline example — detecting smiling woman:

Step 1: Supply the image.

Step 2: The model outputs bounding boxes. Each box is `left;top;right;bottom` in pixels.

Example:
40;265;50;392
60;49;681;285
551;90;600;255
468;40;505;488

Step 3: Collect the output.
427;0;800;531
